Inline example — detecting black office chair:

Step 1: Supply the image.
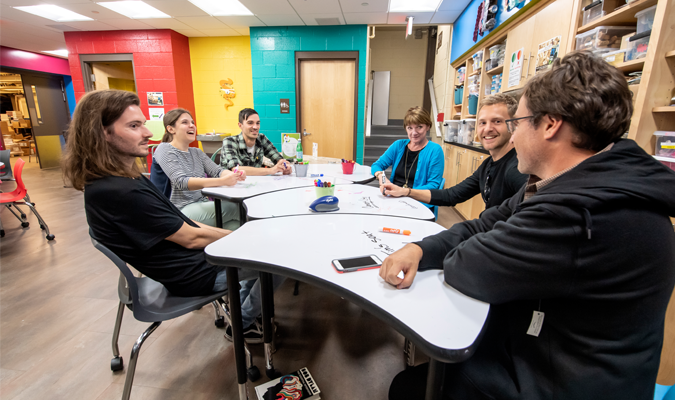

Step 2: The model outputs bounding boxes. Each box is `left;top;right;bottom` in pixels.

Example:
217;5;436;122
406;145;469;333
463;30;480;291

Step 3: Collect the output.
91;236;261;400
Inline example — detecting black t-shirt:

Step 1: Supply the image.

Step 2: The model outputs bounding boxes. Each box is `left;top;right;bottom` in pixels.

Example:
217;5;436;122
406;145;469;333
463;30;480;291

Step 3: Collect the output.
392;147;421;188
85;175;217;296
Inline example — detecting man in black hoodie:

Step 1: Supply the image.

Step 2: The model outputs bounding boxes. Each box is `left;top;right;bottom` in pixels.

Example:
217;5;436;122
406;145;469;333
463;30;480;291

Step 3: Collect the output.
381;50;675;399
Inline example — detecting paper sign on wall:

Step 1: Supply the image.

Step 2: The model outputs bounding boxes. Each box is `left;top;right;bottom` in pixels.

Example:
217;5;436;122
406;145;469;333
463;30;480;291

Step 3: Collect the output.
281;133;300;159
535;36;561;74
507;48;524;88
149;108;164;120
147;92;164;106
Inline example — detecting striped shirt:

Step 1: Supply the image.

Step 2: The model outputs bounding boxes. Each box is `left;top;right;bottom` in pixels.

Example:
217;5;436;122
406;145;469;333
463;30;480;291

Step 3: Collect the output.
153;142;223;209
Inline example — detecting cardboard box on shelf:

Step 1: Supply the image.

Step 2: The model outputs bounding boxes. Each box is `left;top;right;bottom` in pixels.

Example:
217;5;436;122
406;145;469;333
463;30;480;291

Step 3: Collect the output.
11;121;20;129
0;121;11;136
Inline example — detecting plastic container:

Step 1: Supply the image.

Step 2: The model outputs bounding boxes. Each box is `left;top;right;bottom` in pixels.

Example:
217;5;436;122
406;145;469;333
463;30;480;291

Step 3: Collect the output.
575;26;635;52
454;86;463;105
468;95;479;116
472;51;483;71
582;0;605;26
654;131;675;158
341;162;355;174
459;119;476;145
627;30;651;61
315;186;335;198
602;49;628;66
445;120;460;142
295;163;308;177
635;5;656;34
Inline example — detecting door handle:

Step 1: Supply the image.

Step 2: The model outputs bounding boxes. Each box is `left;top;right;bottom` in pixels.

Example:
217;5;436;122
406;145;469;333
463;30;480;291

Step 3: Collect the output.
303;129;312;136
522;53;531;79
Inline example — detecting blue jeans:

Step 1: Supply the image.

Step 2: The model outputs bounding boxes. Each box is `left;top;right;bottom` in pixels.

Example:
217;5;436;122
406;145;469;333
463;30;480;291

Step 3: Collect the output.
213;268;285;328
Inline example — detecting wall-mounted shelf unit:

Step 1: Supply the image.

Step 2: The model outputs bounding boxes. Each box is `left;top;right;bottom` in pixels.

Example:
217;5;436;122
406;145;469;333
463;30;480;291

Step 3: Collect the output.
653;107;675;113
615;59;646;73
486;65;504;75
576;0;658;33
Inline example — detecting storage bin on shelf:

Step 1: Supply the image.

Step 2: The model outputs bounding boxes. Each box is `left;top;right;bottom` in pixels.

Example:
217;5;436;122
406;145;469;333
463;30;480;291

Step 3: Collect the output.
582;0;605;26
472;51;483;71
654;131;675;158
454;86;464;105
627;30;651;61
575;26;635;52
488;44;506;69
635;5;656;34
602;49;628;66
444;120;460;142
459;119;477;145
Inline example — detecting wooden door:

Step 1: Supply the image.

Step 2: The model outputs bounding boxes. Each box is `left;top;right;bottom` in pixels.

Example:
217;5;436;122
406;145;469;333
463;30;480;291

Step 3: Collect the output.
299;60;355;160
529;0;575;78
503;18;535;92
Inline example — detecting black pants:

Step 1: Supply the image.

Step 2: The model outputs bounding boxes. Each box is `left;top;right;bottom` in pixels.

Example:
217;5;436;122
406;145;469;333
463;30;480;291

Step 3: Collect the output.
389;362;496;400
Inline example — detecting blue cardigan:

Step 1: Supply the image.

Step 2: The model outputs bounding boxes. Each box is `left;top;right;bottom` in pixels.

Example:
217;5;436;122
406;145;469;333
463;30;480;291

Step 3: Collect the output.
371;139;444;208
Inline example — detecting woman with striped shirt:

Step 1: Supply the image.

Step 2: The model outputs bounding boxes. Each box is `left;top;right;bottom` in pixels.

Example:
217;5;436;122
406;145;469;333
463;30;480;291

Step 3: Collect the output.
154;108;244;229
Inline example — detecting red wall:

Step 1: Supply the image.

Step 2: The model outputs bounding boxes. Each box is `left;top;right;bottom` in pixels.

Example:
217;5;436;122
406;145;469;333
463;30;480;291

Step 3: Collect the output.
64;30;196;124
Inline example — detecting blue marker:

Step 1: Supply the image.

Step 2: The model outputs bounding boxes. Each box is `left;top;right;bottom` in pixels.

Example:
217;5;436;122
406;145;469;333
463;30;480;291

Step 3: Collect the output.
310;174;323;177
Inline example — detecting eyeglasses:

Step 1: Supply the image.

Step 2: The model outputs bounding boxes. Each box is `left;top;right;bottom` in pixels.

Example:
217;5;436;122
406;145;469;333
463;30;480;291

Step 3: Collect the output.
482;162;491;204
505;115;534;133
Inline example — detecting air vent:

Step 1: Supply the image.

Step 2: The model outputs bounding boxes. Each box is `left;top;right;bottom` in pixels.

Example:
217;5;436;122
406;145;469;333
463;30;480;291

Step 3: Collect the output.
46;24;80;31
315;18;341;25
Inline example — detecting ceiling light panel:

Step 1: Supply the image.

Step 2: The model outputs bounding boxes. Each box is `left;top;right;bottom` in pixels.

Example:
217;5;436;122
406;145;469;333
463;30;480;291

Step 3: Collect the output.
388;0;442;12
43;50;69;57
188;0;253;16
97;1;171;19
13;5;94;22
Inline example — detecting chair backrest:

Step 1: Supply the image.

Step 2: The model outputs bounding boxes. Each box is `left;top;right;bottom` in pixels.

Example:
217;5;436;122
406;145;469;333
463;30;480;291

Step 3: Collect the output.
0;150;14;180
434;178;446;220
211;147;222;165
149;158;172;198
91;236;141;306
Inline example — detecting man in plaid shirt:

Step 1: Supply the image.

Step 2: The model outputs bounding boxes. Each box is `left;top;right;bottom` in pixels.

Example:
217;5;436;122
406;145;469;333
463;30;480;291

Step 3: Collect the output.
221;108;293;176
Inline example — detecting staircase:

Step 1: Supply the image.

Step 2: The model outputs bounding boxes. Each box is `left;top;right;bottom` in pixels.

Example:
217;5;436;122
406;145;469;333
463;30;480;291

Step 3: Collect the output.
363;119;408;167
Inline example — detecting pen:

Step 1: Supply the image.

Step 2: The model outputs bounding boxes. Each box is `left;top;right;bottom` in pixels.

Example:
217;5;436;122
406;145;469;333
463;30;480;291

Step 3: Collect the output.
310;174;323;177
380;227;411;235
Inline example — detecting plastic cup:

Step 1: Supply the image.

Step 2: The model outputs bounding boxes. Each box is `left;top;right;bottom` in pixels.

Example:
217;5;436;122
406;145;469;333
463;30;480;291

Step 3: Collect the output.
315;186;335;198
295;163;308;177
341;162;355;174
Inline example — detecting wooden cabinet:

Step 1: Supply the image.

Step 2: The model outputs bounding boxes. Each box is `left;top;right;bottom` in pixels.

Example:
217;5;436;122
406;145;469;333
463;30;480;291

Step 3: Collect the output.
442;145;489;220
469;154;487;219
527;0;575;77
502;18;535;92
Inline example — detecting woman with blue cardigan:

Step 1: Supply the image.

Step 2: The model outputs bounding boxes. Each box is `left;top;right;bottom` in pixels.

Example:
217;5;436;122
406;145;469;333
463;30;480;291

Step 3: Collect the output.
372;107;444;208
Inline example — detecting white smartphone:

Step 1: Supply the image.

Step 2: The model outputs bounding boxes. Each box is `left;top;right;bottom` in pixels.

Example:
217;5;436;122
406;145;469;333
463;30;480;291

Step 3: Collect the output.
332;255;383;273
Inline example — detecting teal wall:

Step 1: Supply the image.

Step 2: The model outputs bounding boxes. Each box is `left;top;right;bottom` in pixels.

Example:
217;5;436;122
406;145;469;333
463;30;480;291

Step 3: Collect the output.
250;25;368;164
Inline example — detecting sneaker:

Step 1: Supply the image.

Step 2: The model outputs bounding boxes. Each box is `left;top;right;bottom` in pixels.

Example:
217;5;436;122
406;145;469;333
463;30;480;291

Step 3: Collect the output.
223;317;277;344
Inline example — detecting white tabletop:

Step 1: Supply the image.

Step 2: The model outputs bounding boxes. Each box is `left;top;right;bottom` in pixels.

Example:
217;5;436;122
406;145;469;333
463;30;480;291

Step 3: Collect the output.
302;163;374;184
244;184;434;220
205;214;489;362
202;174;354;202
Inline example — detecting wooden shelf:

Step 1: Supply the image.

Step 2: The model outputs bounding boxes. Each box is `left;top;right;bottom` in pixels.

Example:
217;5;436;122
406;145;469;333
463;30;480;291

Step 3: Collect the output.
653;107;675;113
615;59;645;73
469;70;481;77
577;0;657;33
453;104;463;108
666;50;675;59
486;65;504;75
467;114;477;118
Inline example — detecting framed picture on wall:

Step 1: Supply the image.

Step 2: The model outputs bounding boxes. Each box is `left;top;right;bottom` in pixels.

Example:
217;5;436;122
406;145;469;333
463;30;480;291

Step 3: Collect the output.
147;92;164;106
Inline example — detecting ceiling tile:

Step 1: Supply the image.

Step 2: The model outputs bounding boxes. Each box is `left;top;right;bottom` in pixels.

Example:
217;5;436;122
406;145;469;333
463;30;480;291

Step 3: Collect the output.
256;14;305;26
98;18;155;29
437;0;471;11
298;13;345;26
339;0;388;13
59;20;119;30
137;18;192;29
387;12;433;24
430;10;461;23
173;29;208;37
0;5;61;25
343;12;386;24
235;27;250;35
57;3;128;20
287;0;342;14
239;0;296;15
198;28;240;36
177;16;228;29
145;0;210;17
214;16;266;28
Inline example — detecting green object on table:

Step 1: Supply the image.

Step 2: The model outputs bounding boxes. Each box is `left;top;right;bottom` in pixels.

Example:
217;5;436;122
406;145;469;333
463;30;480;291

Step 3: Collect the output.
146;120;165;141
315;186;335;198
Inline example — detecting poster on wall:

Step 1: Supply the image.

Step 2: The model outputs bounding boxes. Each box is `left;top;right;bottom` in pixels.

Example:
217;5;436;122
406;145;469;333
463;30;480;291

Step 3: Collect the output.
281;133;300;159
149;108;165;120
147;92;164;106
535;36;561;74
507;48;524;88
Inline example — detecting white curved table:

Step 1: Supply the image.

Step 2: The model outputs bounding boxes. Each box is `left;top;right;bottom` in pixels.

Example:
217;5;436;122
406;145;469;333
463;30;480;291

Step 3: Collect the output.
205;214;489;400
303;163;374;184
243;184;434;220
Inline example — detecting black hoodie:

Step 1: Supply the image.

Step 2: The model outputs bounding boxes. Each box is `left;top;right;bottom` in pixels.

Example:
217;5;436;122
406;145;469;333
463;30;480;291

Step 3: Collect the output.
417;139;675;400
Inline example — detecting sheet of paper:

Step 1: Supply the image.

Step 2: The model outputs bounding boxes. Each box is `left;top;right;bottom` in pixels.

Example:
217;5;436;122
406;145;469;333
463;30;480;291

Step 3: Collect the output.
508;47;524;88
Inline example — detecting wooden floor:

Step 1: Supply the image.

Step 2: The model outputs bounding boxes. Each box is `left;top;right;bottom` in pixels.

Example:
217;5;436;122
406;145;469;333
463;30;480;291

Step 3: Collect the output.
0;158;464;400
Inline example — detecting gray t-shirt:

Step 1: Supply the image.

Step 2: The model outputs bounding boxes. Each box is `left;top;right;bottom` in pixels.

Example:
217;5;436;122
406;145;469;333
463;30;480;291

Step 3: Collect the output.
154;142;223;209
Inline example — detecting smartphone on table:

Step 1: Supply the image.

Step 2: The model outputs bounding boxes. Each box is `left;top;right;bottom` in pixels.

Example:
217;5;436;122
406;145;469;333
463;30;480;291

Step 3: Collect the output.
332;255;383;273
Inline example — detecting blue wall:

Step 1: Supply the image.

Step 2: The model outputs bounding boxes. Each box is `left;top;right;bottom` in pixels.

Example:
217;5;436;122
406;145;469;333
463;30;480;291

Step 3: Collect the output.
250;25;368;164
63;75;75;117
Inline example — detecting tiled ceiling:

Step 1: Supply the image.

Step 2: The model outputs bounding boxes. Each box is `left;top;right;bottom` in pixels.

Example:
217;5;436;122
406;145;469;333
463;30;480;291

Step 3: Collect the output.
0;0;469;58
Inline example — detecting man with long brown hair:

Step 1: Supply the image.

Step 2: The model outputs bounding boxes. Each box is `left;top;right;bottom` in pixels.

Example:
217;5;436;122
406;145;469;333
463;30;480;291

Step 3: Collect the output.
63;90;268;343
381;51;675;399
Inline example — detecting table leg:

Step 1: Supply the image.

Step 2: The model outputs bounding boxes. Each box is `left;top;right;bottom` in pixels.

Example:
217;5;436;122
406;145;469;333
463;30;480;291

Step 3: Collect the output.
215;199;223;229
425;359;446;400
260;271;280;379
239;202;247;225
227;267;248;400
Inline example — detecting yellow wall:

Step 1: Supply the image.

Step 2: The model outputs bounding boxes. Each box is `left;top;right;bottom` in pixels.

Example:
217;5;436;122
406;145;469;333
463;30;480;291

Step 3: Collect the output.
189;36;254;136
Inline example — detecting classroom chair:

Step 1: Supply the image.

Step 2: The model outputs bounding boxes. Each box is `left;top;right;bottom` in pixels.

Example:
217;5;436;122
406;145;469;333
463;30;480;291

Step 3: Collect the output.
149;158;172;198
0;149;12;180
91;236;261;400
0;158;54;240
211;147;222;164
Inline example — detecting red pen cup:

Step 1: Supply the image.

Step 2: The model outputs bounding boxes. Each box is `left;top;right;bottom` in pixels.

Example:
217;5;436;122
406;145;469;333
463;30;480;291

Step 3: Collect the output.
341;162;355;174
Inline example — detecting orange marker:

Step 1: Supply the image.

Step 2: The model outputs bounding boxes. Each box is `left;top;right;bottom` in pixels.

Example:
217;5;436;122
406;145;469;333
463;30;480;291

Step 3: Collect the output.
380;227;411;235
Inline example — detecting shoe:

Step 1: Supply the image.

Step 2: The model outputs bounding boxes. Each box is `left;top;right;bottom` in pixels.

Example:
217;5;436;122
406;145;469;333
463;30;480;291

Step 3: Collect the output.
223;317;277;344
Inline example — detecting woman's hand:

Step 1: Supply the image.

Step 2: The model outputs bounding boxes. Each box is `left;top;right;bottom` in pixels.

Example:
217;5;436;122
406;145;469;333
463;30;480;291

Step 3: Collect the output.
219;170;240;186
382;182;407;197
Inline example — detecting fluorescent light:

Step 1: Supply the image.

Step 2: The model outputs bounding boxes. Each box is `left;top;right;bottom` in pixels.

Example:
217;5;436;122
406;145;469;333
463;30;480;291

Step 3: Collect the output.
97;1;171;19
188;0;253;16
43;50;69;58
389;0;442;12
14;5;93;22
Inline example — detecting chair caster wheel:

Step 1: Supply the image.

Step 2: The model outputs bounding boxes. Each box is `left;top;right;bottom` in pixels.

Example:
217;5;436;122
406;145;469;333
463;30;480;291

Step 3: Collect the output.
111;356;124;371
46;234;55;241
247;365;261;382
20;213;27;219
214;316;225;328
266;368;282;379
21;221;29;228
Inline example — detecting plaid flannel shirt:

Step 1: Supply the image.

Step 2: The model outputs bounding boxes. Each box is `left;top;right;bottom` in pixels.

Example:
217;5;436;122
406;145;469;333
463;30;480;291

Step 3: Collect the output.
221;132;283;170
